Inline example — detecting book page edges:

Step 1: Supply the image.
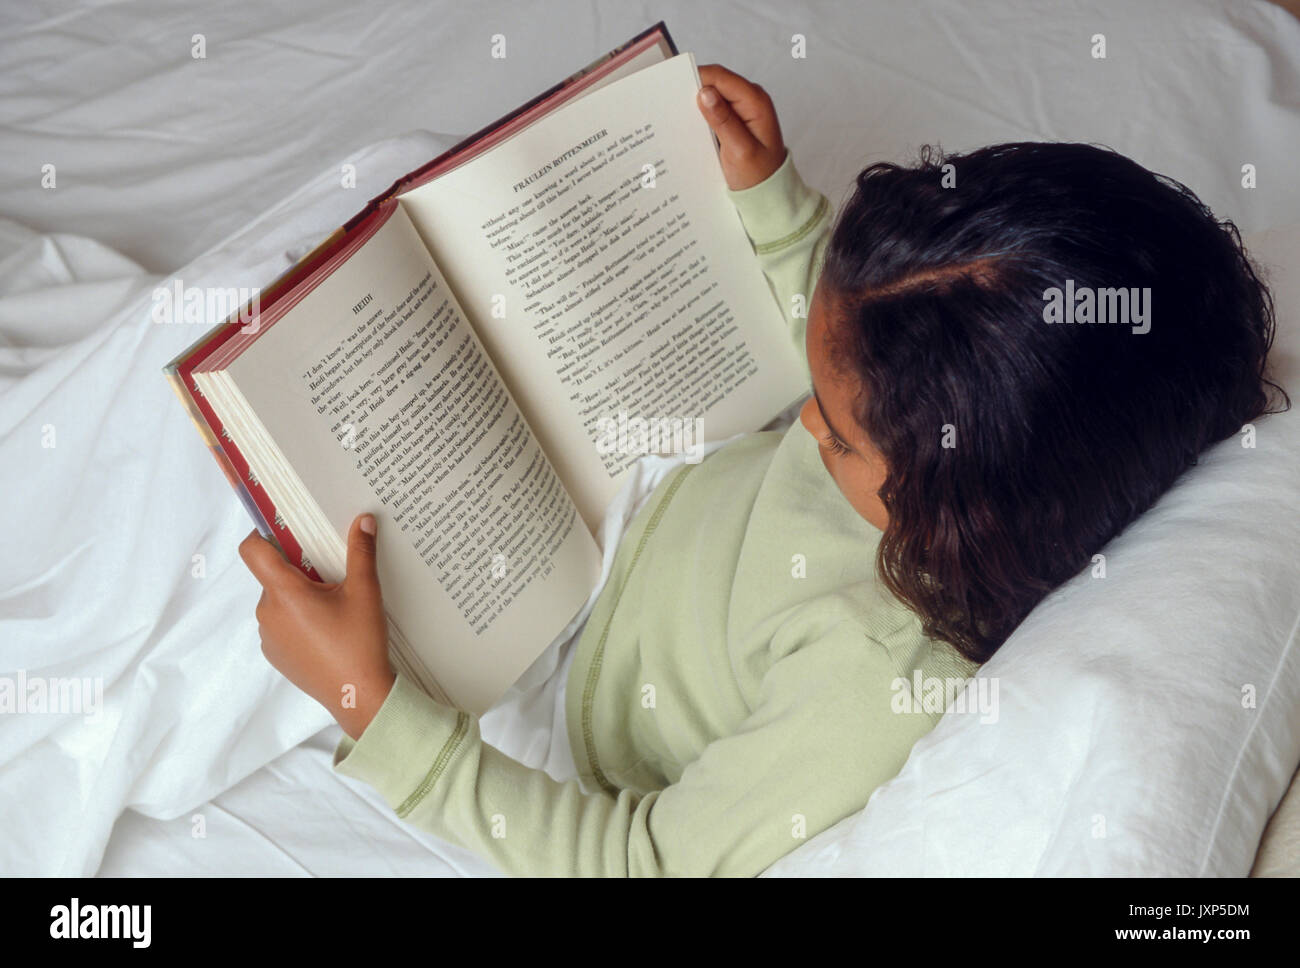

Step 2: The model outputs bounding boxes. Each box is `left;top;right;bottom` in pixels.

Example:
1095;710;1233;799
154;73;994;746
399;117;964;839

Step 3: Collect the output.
160;22;677;584
193;368;454;707
377;24;676;201
162;21;675;378
161;22;676;548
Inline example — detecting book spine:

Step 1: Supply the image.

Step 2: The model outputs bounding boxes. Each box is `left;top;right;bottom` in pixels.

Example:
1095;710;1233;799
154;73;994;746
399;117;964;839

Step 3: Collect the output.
159;21;678;582
162;366;274;536
370;20;678;203
159;203;397;579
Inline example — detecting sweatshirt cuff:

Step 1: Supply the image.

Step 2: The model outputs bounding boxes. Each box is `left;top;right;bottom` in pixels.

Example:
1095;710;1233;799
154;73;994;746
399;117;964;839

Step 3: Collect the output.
331;672;471;815
726;148;829;251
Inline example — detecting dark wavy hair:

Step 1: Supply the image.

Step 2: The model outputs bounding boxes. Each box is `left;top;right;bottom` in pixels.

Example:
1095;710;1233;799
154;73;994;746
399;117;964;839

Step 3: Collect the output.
820;141;1290;664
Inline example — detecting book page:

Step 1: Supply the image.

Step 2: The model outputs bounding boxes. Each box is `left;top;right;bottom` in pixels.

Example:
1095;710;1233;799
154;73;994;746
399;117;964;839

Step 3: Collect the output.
225;204;601;714
398;52;809;532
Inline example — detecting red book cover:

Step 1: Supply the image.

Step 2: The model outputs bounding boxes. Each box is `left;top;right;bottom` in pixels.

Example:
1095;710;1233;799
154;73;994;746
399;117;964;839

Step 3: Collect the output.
163;22;678;580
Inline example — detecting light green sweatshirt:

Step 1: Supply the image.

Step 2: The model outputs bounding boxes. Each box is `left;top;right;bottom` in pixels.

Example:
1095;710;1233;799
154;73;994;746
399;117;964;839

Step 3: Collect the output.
332;148;981;877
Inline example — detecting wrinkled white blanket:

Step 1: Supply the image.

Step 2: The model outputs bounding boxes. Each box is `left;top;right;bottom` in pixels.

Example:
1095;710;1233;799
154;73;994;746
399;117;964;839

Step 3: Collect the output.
0;135;472;875
0;130;763;874
5;0;1300;878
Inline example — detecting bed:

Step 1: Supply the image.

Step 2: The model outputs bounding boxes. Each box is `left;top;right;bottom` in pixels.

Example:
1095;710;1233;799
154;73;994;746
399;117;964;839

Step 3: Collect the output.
2;0;1299;877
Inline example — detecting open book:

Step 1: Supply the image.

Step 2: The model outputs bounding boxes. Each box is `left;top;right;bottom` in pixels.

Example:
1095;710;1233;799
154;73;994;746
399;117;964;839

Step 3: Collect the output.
164;22;809;716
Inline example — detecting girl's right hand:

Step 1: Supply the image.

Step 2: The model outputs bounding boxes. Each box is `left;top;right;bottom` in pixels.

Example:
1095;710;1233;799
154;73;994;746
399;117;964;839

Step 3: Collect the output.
696;64;788;191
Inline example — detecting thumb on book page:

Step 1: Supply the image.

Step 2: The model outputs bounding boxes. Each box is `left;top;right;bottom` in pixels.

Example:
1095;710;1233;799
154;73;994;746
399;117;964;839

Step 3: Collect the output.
344;513;381;597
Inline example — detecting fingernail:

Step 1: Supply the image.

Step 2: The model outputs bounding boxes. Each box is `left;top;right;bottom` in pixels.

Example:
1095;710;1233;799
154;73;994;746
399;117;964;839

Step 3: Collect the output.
360;514;376;535
699;86;718;107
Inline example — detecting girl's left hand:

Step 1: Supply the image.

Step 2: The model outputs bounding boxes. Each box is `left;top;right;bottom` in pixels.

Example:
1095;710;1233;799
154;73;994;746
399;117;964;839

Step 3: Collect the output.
238;513;396;740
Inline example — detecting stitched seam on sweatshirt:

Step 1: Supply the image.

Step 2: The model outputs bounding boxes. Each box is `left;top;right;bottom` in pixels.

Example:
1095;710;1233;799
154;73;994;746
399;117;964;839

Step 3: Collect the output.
579;464;696;797
396;710;471;818
753;195;829;255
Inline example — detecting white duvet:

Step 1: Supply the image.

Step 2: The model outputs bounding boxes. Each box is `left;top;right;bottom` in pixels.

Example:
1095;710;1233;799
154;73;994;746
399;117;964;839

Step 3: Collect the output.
3;0;1300;877
0;135;460;874
0;129;744;875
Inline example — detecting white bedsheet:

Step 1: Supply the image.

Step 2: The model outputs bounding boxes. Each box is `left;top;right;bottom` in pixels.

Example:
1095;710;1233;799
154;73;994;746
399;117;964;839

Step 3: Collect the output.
2;0;1299;876
0;133;461;875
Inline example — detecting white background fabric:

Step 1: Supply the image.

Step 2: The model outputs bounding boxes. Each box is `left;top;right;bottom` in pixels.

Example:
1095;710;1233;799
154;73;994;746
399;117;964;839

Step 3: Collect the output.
2;0;1298;876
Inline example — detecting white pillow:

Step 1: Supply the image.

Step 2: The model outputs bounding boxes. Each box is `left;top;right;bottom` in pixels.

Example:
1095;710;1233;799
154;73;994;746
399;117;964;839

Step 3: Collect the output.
764;224;1300;876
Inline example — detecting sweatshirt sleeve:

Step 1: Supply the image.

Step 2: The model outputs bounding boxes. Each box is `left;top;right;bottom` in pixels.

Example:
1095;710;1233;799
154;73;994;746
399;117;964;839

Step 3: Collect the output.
725;147;834;382
330;621;939;877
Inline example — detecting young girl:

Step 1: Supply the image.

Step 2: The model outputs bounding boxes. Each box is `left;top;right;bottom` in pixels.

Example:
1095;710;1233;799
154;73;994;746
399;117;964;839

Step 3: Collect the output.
238;64;1287;876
